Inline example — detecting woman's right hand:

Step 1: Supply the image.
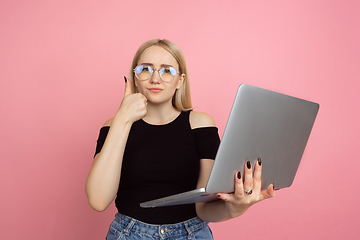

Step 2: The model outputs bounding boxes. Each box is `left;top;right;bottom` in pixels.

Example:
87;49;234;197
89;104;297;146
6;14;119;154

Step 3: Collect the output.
86;77;146;212
115;77;147;124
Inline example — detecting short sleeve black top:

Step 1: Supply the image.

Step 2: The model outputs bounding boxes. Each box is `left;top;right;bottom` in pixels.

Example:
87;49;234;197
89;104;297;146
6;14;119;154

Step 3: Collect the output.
94;111;220;224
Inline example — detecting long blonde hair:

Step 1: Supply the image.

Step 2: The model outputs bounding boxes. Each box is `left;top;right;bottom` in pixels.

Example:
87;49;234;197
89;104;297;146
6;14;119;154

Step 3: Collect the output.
128;39;192;111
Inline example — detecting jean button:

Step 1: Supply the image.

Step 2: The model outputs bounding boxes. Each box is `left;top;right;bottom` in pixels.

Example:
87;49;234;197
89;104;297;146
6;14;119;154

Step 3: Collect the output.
160;228;166;234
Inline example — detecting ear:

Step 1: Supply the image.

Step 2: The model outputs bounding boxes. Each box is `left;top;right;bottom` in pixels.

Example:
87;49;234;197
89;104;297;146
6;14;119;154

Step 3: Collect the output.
176;74;185;89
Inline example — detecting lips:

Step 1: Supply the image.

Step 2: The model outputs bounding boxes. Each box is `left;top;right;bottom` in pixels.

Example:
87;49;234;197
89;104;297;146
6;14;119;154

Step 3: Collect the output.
148;88;163;93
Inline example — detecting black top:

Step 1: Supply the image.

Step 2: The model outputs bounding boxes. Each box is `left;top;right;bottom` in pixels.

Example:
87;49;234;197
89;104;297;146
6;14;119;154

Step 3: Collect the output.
94;111;220;224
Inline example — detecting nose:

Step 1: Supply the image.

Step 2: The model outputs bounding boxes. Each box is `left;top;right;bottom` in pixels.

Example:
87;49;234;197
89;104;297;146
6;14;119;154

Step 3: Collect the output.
149;68;161;83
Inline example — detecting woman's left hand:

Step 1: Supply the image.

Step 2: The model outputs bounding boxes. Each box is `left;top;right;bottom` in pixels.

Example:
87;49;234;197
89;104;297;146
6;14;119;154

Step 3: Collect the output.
217;158;275;218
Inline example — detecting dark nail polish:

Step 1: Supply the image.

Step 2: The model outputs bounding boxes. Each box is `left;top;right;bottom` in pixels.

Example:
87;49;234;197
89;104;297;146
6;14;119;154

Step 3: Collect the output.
237;171;241;179
258;158;262;166
246;161;251;169
124;76;127;83
273;183;275;190
217;194;221;198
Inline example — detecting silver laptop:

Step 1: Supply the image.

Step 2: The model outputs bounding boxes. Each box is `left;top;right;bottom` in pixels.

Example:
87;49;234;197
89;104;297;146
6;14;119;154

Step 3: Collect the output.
140;84;319;208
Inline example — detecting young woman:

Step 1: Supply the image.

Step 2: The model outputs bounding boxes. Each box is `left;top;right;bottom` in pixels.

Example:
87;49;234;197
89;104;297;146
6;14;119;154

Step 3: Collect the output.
85;39;275;240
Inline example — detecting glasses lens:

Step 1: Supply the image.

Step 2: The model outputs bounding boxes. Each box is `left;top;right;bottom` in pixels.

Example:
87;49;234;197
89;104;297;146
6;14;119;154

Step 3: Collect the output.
135;65;152;80
160;66;177;82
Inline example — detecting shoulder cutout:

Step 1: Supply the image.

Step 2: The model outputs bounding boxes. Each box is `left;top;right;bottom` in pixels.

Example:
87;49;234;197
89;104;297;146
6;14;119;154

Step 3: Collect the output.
189;111;216;129
103;118;113;127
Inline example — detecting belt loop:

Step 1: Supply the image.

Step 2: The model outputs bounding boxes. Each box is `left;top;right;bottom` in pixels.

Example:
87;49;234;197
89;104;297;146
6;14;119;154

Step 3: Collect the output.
123;219;136;236
184;221;193;240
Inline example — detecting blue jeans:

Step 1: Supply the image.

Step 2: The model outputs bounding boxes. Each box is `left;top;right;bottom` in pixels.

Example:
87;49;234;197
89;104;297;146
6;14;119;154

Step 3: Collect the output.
105;213;214;240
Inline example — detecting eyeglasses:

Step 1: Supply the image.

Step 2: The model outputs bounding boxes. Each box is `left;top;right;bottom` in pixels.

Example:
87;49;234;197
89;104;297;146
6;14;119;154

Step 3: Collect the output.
133;64;180;82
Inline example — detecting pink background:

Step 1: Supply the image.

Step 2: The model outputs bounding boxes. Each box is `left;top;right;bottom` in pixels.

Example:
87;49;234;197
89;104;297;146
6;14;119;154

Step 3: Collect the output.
1;1;359;239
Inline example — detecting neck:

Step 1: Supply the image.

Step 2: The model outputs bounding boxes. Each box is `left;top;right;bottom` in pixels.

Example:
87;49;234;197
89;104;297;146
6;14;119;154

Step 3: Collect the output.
143;101;181;125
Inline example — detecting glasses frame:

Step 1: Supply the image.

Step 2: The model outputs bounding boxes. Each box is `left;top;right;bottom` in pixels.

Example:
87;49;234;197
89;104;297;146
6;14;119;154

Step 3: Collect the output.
133;64;181;83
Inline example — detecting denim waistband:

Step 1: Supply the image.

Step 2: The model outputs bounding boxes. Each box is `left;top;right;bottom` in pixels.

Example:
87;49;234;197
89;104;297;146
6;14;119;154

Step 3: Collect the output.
113;213;208;239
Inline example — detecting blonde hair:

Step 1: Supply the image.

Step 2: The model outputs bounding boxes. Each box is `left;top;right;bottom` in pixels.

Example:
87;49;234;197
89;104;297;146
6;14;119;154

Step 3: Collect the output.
128;39;192;111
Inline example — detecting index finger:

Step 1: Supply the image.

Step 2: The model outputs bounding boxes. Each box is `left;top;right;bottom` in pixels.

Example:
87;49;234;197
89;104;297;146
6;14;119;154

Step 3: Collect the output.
234;171;245;198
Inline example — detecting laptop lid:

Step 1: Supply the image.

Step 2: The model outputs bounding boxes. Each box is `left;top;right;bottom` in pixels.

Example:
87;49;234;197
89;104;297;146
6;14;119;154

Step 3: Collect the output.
206;84;319;193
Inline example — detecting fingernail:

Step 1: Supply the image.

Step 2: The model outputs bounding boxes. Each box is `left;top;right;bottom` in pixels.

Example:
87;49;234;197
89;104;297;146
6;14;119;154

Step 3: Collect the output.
246;161;251;169
258;158;262;166
237;171;241;179
217;194;221;198
124;76;127;83
273;183;275;190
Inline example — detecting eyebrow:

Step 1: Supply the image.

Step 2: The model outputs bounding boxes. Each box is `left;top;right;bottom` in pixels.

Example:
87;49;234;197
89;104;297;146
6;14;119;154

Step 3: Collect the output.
140;63;174;68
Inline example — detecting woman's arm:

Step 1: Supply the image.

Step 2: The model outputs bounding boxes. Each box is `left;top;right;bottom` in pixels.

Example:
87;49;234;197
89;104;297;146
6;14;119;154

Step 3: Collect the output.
85;79;147;212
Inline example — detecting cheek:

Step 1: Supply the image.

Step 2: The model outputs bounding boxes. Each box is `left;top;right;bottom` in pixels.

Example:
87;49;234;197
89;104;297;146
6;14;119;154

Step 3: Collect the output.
135;80;144;92
169;82;180;93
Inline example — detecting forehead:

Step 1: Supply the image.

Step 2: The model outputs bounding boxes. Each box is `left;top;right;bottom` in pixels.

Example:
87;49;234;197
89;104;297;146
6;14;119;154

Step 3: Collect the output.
138;46;178;68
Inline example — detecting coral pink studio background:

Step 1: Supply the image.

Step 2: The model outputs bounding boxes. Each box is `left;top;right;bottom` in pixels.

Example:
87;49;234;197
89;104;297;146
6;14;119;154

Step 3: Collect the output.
1;1;359;239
